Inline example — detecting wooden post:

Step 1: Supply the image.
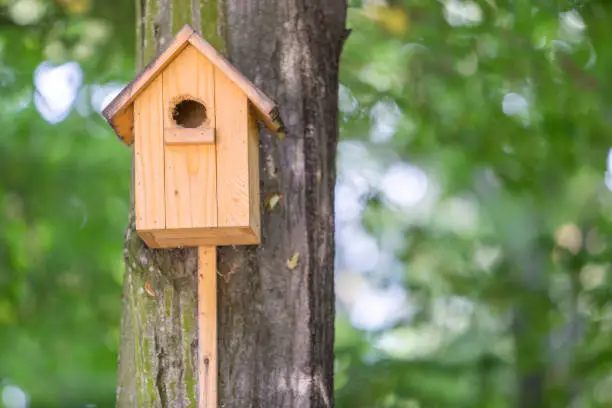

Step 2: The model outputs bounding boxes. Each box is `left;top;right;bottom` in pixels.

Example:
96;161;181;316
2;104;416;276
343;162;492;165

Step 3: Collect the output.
197;246;217;408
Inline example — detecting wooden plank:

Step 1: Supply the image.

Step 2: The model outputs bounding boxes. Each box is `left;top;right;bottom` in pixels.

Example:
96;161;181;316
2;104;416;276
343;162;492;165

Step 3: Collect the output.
139;227;259;248
155;234;257;248
156;228;258;248
164;127;215;145
164;146;217;229
247;111;261;243
102;25;195;145
163;44;217;229
154;226;257;239
187;34;284;137
198;246;217;408
215;68;250;228
134;76;165;231
138;230;160;248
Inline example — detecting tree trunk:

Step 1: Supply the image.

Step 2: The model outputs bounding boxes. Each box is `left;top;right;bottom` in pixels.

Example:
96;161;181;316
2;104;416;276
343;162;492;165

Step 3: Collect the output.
116;1;347;407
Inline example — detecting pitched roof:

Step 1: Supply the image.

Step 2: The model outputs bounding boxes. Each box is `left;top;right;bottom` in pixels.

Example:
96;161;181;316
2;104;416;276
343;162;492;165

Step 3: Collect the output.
102;25;285;145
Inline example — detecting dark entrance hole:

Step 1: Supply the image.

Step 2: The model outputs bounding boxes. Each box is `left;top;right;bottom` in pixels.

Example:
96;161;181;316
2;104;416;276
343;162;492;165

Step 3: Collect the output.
172;99;207;128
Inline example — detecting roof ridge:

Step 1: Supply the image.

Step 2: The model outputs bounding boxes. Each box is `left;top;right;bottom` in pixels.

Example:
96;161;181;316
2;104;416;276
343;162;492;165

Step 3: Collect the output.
102;25;284;145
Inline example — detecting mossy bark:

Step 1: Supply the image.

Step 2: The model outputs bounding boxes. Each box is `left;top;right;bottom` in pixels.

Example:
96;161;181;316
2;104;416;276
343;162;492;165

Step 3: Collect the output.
117;1;347;407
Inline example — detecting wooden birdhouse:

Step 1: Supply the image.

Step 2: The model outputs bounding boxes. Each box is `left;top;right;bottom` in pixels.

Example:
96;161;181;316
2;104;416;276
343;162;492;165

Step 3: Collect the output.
102;25;283;249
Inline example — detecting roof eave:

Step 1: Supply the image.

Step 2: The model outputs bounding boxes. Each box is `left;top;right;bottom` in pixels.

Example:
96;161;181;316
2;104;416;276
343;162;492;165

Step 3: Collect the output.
102;25;285;144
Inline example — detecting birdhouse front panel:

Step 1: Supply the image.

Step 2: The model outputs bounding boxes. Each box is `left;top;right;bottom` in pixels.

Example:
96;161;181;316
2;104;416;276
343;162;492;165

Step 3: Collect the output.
103;27;284;249
131;44;260;248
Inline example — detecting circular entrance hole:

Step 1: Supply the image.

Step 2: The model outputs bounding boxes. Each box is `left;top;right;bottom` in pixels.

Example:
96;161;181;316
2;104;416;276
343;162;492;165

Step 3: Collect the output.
172;99;207;128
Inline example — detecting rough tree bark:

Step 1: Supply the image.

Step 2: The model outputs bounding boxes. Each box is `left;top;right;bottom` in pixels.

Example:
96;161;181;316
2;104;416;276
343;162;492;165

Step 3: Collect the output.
116;1;347;407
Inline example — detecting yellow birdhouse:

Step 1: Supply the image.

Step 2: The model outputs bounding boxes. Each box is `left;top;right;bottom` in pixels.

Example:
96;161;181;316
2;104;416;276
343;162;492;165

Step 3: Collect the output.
102;25;283;249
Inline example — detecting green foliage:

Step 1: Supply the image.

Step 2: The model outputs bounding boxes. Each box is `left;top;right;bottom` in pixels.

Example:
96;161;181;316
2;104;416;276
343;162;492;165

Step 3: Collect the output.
336;1;612;407
3;0;612;407
0;0;134;406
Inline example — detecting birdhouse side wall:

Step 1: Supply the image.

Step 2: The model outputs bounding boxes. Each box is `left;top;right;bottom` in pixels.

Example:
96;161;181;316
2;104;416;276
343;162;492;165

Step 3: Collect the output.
247;110;261;241
134;75;166;232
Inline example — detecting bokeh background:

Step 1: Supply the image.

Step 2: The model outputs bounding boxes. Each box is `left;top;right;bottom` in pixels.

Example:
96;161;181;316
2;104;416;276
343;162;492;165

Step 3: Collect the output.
3;0;612;407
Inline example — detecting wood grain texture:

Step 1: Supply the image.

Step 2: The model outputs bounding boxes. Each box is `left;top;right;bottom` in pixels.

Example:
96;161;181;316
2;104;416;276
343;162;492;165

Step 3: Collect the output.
163;45;217;229
139;226;259;248
164;127;215;145
214;68;250;229
164;145;217;229
197;246;217;408
134;75;165;231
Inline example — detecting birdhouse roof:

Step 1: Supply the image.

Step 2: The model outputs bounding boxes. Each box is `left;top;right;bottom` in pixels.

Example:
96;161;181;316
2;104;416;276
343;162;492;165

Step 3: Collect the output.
102;25;284;145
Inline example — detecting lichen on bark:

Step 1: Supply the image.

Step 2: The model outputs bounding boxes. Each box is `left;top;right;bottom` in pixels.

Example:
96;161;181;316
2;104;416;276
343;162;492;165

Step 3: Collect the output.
198;0;226;53
117;214;199;407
